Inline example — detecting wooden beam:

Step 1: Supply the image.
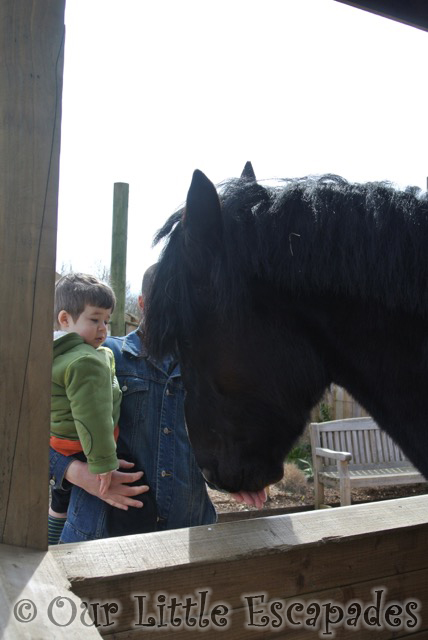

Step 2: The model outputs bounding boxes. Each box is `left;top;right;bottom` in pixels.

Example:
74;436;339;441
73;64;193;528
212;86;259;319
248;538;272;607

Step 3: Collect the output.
334;0;428;32
50;496;428;638
0;0;65;548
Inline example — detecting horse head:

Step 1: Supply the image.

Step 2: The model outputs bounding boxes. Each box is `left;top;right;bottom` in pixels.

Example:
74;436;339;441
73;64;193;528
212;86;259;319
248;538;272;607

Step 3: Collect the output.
146;168;328;492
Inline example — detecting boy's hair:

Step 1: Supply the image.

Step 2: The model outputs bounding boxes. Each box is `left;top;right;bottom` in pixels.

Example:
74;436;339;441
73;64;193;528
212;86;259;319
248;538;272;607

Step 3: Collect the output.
54;273;116;328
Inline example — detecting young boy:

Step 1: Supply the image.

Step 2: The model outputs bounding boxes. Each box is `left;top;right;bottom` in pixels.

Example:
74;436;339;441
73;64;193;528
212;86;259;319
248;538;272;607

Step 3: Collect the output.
48;273;122;544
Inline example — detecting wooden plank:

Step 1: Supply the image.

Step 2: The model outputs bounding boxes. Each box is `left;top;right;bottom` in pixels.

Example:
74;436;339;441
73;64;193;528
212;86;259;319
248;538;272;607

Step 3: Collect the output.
358;431;365;464
321;474;426;490
75;534;428;637
383;431;394;460
0;544;101;639
368;428;377;462
106;568;428;639
315;417;376;432
374;431;383;460
362;430;371;463
50;497;428;636
352;429;360;464
53;496;428;582
0;0;65;549
345;429;353;457
326;461;419;472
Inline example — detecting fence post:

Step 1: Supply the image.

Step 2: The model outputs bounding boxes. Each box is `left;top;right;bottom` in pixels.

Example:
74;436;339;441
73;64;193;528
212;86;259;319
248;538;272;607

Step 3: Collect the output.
110;182;129;337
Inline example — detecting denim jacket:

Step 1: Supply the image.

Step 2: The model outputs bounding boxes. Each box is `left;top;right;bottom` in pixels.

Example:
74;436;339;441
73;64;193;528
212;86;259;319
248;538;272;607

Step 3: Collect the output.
49;329;216;542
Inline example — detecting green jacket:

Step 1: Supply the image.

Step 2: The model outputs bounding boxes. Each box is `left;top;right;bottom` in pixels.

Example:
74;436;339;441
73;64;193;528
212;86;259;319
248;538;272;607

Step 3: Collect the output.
51;332;122;474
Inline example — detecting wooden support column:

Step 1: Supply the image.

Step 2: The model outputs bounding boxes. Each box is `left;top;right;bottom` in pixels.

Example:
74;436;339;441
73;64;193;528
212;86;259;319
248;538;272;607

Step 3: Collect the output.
110;182;129;337
0;0;65;549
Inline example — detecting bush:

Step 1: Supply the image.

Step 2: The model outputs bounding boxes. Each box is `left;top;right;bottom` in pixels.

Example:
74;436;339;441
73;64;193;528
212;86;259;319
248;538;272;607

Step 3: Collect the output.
278;463;308;494
286;441;311;465
319;401;333;422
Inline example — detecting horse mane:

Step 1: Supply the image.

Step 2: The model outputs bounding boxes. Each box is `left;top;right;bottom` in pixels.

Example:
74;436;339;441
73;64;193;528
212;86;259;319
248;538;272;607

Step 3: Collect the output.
147;174;428;356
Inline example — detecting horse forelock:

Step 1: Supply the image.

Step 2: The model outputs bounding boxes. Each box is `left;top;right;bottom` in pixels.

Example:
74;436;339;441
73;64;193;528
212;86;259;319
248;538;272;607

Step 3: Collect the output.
146;207;221;357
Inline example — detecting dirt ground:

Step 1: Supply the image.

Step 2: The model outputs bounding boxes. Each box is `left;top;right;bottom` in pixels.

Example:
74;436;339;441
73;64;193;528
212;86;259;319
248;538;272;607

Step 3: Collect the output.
208;480;428;516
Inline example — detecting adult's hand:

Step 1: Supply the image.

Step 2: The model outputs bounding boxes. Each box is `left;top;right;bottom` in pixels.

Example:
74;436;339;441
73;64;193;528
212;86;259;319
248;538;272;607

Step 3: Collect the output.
65;458;149;510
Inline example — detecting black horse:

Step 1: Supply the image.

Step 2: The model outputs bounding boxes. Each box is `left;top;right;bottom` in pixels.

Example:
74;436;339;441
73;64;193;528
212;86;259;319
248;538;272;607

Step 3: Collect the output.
146;165;428;493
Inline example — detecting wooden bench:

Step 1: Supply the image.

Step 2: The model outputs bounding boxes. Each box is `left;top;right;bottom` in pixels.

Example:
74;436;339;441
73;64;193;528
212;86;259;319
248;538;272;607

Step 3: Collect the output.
309;417;427;508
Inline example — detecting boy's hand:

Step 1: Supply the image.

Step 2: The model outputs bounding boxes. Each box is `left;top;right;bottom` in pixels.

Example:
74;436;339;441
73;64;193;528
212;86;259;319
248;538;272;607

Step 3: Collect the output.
65;458;149;510
98;470;113;495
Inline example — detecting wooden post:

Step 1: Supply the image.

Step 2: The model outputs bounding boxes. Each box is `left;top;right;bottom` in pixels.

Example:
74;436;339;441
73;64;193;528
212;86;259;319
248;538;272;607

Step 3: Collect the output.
110;182;129;337
0;0;65;549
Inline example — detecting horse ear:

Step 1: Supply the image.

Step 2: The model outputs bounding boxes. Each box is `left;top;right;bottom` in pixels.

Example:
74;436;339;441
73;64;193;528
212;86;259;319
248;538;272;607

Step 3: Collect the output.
241;161;256;181
183;170;222;250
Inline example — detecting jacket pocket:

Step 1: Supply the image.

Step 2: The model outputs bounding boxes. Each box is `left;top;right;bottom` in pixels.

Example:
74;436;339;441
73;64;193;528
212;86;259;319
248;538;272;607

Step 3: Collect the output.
118;377;150;431
120;377;149;395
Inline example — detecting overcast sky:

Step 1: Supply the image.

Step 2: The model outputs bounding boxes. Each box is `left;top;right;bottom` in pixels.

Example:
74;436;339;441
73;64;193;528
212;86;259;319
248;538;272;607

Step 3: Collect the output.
56;0;428;293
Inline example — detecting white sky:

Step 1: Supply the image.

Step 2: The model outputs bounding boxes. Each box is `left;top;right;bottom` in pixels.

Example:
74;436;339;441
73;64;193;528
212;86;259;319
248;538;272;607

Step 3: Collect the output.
57;0;428;293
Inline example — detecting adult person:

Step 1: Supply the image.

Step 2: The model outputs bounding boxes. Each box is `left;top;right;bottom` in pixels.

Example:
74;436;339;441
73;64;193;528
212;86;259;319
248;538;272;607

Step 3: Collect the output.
49;266;216;542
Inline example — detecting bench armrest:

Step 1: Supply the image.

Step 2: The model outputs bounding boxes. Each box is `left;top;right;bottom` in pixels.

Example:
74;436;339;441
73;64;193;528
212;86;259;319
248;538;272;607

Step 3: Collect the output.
315;447;352;462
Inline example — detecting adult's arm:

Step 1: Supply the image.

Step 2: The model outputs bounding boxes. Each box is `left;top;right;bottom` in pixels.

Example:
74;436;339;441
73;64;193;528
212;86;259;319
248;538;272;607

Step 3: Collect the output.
64;458;148;510
50;447;147;510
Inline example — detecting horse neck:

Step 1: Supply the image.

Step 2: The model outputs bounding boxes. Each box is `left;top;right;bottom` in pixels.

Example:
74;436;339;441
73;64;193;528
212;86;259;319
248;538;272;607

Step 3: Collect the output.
293;292;428;472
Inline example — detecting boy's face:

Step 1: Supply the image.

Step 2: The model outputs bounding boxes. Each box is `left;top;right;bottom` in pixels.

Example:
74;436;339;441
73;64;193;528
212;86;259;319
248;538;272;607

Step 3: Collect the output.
58;305;112;348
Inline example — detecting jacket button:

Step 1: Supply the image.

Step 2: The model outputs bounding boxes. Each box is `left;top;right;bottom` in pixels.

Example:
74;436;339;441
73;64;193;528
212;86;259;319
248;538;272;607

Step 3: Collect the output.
163;427;171;434
122;385;128;391
49;478;55;486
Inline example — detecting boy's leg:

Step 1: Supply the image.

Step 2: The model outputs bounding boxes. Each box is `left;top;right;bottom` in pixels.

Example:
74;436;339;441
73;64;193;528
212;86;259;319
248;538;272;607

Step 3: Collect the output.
48;509;67;545
48;487;70;544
